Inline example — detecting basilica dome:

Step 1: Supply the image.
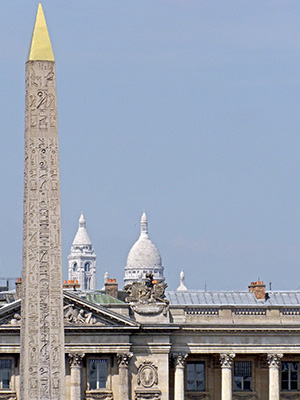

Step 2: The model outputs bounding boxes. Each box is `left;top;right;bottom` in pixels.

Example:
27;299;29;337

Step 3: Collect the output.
124;212;165;286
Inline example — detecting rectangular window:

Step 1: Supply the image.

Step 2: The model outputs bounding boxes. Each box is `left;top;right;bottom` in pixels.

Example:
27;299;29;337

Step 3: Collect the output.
89;359;108;390
0;359;12;389
186;362;205;391
234;361;252;391
282;362;299;391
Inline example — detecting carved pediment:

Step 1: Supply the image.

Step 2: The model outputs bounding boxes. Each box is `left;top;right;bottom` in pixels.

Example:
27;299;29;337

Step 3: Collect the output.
0;300;21;326
63;291;139;328
0;292;139;329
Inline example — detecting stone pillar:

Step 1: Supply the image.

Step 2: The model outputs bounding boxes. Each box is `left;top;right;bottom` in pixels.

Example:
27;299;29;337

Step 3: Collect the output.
69;353;85;400
267;354;283;400
20;4;65;400
220;353;235;400
174;353;187;400
117;353;132;400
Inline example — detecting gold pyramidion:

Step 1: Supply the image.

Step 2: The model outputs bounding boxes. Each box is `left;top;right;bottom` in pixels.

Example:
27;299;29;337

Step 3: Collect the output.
27;3;54;61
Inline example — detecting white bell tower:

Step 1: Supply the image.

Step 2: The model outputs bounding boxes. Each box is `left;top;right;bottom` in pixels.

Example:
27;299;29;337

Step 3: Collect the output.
68;212;97;290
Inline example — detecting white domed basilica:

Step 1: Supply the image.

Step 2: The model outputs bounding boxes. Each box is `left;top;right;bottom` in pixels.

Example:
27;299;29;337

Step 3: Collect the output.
124;212;165;286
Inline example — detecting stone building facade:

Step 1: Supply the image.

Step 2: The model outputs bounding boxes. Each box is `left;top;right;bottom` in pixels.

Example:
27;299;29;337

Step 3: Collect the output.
1;281;300;400
2;3;300;400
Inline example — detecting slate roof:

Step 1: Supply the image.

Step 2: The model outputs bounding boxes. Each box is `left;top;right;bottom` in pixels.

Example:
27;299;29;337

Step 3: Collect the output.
166;291;300;306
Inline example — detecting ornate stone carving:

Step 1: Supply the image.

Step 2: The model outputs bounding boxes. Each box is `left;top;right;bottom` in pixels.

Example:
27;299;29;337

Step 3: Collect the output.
135;389;161;400
267;353;283;368
173;353;188;368
219;353;235;368
68;353;85;367
124;273;169;315
137;361;158;388
21;21;65;399
85;392;113;400
116;352;133;367
0;313;21;326
186;395;211;400
64;303;101;325
0;392;17;400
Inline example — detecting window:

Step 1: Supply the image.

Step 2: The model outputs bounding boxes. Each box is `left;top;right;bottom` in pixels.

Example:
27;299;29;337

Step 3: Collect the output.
89;359;108;390
0;359;12;389
186;362;205;391
73;262;77;272
85;262;90;272
234;361;252;391
282;362;299;391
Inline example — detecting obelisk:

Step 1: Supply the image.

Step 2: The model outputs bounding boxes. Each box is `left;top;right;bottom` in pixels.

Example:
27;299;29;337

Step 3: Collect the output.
21;4;65;399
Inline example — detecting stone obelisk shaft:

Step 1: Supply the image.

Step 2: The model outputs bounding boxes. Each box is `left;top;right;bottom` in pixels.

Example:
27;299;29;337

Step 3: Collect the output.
20;5;65;400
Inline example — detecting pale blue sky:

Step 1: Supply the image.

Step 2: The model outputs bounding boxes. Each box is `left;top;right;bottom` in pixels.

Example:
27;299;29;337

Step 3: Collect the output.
1;1;300;291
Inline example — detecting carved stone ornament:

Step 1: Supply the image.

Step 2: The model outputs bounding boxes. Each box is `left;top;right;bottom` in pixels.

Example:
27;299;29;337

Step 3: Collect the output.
173;353;188;368
137;361;158;388
124;273;169;315
85;391;113;400
68;353;85;367
267;353;283;368
280;394;300;400
186;395;211;400
116;352;133;367
135;389;161;400
219;353;235;368
233;395;258;400
0;313;21;326
64;303;103;325
0;392;17;400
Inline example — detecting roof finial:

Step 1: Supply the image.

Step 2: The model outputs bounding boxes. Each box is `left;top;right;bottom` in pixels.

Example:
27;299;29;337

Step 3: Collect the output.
177;270;187;291
79;212;86;228
28;3;55;61
140;211;148;237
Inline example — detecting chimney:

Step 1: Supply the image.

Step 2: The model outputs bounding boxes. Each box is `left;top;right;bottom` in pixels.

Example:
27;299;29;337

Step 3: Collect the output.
15;278;22;300
248;281;266;300
105;279;118;298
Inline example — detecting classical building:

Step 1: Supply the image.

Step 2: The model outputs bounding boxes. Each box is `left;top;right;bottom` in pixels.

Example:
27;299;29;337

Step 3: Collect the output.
1;3;300;400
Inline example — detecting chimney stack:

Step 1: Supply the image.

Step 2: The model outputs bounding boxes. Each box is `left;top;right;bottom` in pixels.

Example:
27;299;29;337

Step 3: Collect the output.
248;281;266;300
105;279;119;298
15;278;22;300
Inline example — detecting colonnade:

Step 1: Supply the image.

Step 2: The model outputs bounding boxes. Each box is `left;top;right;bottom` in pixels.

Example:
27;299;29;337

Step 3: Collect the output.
173;352;284;400
68;352;131;400
69;351;285;400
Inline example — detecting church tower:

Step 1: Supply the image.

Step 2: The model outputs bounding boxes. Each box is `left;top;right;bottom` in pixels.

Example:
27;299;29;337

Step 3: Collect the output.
68;213;97;290
20;4;65;399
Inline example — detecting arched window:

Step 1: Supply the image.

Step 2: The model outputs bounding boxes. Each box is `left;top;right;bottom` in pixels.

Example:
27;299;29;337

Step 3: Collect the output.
85;262;90;272
73;262;77;272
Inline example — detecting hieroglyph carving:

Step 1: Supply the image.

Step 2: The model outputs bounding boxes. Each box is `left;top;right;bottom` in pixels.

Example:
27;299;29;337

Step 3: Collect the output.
20;60;65;400
137;361;158;388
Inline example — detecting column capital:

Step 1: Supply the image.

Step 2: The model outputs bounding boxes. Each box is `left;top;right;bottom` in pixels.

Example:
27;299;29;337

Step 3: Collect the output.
68;352;85;368
173;353;188;368
267;353;283;368
220;353;235;368
117;352;133;367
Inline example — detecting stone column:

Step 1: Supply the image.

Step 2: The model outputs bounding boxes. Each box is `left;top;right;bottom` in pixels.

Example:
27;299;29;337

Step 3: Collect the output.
69;353;85;400
174;353;188;400
220;353;235;400
117;353;132;400
267;354;283;400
